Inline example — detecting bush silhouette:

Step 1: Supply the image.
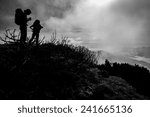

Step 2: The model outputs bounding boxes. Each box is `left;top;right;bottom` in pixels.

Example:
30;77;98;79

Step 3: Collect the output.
97;60;150;97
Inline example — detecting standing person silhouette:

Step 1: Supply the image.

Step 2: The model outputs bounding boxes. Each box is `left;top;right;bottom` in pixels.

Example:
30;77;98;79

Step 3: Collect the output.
29;20;43;46
21;9;32;44
15;8;31;44
14;9;31;71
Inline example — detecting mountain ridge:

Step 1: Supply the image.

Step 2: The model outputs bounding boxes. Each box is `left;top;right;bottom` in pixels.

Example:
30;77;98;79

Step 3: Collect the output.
95;50;150;70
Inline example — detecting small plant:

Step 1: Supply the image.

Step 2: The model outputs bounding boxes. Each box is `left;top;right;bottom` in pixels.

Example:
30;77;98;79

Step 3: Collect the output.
74;46;98;65
0;29;20;44
49;30;70;46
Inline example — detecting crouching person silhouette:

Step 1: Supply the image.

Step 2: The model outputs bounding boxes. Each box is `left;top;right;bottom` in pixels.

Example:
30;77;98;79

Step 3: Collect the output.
29;20;43;46
15;8;31;45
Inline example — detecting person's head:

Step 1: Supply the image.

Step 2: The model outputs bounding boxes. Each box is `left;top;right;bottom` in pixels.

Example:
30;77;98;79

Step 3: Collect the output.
16;8;23;14
34;20;40;25
24;9;31;15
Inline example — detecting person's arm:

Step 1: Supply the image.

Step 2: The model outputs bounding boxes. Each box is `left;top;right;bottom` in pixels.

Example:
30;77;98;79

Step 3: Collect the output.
27;17;31;22
30;25;33;29
40;25;43;29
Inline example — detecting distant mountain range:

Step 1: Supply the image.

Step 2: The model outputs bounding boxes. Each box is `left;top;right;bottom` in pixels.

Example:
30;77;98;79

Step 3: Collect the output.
95;48;150;70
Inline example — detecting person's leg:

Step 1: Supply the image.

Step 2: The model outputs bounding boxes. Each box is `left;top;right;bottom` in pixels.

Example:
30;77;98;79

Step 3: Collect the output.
25;29;27;42
20;27;23;44
29;32;36;43
36;33;39;46
23;26;27;43
20;26;27;44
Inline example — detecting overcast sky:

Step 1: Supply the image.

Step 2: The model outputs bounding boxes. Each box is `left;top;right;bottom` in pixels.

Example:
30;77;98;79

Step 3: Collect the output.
0;0;150;53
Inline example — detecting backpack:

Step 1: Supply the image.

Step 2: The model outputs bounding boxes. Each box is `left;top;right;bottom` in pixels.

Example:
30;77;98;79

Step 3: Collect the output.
15;9;23;25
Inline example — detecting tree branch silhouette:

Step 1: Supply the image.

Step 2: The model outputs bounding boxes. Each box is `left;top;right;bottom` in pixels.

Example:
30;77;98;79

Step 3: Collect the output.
0;29;20;44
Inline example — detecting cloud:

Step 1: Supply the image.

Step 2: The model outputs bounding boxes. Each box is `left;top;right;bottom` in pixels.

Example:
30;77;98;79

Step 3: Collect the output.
45;0;150;54
0;0;21;30
109;0;150;50
46;0;143;51
1;0;150;54
17;0;79;20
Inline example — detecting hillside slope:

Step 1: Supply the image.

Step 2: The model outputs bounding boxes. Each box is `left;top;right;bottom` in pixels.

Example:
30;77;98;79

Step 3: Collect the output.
0;43;148;99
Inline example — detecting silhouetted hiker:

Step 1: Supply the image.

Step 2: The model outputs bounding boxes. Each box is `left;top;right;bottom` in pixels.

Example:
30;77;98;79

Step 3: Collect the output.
29;20;43;46
15;8;31;44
